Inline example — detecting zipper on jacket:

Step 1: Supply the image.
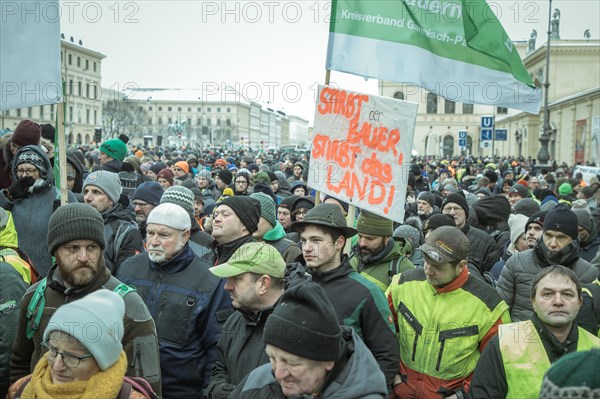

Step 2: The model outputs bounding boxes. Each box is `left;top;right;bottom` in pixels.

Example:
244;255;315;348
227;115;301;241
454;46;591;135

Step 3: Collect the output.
398;302;423;362
156;294;167;322
436;340;446;371
131;342;143;378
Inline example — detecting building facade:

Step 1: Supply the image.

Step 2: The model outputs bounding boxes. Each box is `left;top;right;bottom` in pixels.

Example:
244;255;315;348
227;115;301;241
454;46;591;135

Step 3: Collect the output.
379;39;600;165
0;36;105;145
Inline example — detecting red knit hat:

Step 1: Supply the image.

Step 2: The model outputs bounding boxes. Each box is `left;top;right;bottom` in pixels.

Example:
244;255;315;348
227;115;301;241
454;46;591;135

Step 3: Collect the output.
12;120;41;147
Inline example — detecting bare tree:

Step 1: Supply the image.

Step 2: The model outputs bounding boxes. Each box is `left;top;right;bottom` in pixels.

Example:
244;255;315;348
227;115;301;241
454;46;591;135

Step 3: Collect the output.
102;99;147;139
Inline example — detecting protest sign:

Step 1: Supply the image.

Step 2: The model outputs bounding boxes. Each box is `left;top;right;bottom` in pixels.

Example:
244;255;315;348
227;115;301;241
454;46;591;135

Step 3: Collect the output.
308;85;417;222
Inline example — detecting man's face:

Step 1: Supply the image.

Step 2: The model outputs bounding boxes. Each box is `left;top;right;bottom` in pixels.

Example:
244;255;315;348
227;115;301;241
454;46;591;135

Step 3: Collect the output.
98;151;111;165
255;158;263;165
532;274;582;329
145;170;158;181
278;208;292;229
529;178;539;190
146;224;188;263
234;176;249;192
442;203;467;228
56;239;103;288
193;199;204;217
212;205;247;244
293;166;303;177
300;225;343;272
132;200;155;225
578;226;590;243
508;194;523;206
224;272;261;312
543;230;573;252
253;217;273;240
270;180;279;193
526;224;544;248
357;234;388;264
266;344;333;397
423;258;463;288
196;176;210;189
292;187;307;197
417;200;433;216
83;185;113;213
172;166;186;177
214;175;228;190
157;178;171;190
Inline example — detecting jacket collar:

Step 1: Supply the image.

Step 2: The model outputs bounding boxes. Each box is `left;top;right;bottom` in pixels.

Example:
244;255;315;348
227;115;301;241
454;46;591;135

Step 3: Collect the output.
46;259;111;299
435;266;469;294
149;243;196;273
211;235;255;265
310;255;352;282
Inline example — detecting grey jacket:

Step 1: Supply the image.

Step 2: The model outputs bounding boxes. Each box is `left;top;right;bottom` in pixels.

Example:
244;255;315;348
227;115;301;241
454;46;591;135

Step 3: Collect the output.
497;244;598;321
231;327;387;399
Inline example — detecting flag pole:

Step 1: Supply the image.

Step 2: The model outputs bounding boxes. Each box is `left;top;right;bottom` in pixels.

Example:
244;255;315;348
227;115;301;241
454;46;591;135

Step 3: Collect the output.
57;101;67;205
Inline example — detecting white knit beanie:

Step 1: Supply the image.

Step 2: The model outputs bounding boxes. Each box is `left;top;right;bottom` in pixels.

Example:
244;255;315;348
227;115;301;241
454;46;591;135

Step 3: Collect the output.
43;289;124;370
147;203;191;231
507;213;529;255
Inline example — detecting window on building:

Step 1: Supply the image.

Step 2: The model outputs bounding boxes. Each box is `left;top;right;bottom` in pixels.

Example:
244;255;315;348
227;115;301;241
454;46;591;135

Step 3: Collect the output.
226;119;231;126
77;57;80;67
86;83;90;98
158;117;163;125
94;110;97;125
187;107;191;112
227;107;231;113
78;82;82;96
207;107;211;112
393;91;405;100
497;107;508;114
93;85;97;100
40;105;44;118
93;62;97;72
217;119;221;126
463;103;474;114
168;107;172;112
85;59;89;70
69;106;73;122
426;93;438;114
207;118;212;126
148;106;152;111
187;118;191;125
158;106;163;111
168;117;172;124
28;108;32;118
68;54;72;65
69;80;73;95
148;117;152;125
197;118;202;125
217;107;221;113
86;109;90;124
178;107;182;112
197;107;201;112
445;100;456;114
16;109;21;117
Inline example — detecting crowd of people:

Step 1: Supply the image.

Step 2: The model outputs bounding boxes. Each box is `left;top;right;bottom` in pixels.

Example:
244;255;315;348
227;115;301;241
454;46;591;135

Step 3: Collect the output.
1;119;599;398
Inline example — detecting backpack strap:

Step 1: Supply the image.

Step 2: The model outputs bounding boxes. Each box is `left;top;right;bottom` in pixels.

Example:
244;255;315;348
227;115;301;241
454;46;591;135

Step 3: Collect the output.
112;222;135;262
121;376;159;399
113;283;136;298
118;379;133;399
14;376;32;399
25;278;47;339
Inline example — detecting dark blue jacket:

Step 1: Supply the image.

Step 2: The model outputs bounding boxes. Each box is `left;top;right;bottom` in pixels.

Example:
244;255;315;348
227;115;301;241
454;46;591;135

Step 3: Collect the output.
117;243;232;399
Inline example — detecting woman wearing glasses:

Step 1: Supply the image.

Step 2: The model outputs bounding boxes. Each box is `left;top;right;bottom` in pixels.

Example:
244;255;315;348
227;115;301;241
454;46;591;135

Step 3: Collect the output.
7;290;156;399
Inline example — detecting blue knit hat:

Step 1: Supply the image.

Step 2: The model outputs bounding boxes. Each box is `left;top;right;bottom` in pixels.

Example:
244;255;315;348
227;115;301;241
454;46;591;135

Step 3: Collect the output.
133;182;164;206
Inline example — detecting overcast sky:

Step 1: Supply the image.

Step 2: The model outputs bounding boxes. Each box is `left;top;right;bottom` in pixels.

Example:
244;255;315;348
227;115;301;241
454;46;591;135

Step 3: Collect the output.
60;0;599;124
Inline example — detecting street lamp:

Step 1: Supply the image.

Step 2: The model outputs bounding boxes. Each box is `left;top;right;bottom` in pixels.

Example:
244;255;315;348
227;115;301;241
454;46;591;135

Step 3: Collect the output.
537;1;557;167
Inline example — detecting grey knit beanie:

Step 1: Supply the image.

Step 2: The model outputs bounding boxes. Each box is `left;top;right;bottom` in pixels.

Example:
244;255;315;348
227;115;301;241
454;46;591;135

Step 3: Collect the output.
160;185;195;216
84;171;122;204
47;203;106;255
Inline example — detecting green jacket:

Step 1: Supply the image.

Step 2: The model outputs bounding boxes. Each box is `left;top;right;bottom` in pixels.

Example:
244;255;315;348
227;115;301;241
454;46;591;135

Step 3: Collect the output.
350;239;414;291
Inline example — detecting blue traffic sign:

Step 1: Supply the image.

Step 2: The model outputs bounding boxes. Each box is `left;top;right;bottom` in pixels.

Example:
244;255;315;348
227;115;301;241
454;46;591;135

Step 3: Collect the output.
459;138;467;147
458;130;467;139
495;129;508;141
481;116;494;128
481;129;493;141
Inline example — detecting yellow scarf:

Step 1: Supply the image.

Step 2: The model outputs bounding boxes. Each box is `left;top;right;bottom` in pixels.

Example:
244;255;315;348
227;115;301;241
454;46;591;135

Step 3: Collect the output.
22;351;127;399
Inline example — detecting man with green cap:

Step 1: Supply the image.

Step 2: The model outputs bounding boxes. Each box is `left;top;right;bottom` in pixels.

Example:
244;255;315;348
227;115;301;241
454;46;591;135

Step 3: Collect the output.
350;210;414;291
207;242;287;399
290;203;399;391
99;137;128;173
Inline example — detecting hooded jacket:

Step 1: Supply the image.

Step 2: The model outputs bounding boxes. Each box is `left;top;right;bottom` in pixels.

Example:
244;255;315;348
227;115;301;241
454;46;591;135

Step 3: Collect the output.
262;221;301;263
231;327;388;399
497;240;598;321
349;239;415;291
100;194;143;275
580;225;600;266
0;145;76;277
9;261;161;395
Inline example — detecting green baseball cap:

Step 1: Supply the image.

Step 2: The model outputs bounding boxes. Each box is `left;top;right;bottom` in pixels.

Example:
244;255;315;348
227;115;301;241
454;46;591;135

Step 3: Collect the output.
209;242;286;278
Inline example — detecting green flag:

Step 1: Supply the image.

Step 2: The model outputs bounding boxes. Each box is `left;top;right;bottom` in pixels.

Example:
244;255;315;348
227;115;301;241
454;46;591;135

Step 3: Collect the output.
326;0;541;113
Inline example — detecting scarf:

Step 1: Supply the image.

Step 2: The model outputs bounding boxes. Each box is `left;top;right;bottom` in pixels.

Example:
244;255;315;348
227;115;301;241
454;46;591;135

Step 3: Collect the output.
22;351;127;399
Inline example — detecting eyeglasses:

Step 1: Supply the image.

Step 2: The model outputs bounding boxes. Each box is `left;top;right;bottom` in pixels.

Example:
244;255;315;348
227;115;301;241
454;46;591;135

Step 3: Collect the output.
443;206;464;214
41;342;93;368
16;168;39;176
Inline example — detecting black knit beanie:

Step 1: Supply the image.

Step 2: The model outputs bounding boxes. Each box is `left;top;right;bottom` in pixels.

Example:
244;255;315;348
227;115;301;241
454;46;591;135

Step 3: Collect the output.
525;210;548;231
218;196;260;234
217;169;233;185
264;282;342;361
47;203;106;255
543;204;579;241
442;192;469;216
